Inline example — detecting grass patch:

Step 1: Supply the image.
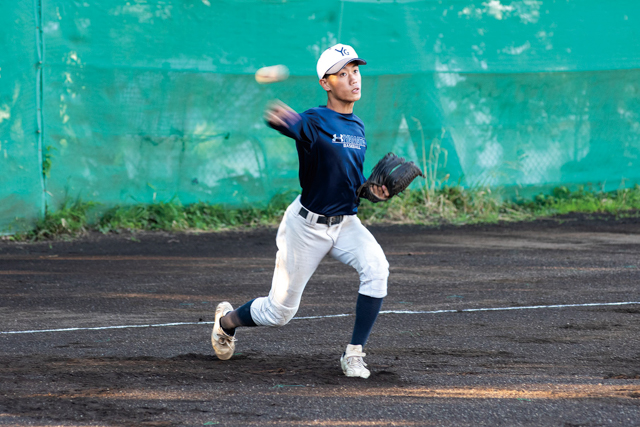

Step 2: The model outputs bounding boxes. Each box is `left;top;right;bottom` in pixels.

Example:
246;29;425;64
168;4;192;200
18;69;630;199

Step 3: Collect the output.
13;199;98;241
358;185;526;225
514;185;640;216
97;191;296;233
6;185;640;241
359;184;640;225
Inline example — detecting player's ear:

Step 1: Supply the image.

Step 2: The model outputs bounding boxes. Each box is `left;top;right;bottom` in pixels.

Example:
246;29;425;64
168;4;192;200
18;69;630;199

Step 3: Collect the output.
319;78;331;92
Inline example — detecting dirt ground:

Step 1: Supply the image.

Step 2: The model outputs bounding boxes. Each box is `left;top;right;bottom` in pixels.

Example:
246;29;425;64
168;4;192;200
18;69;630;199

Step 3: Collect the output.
1;214;639;426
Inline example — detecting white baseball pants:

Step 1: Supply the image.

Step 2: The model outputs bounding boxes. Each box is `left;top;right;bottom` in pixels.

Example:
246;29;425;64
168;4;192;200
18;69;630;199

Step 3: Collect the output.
250;196;389;327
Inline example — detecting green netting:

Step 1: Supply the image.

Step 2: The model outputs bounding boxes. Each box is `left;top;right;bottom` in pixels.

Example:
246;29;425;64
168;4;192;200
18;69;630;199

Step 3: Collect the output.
3;1;640;233
0;3;44;232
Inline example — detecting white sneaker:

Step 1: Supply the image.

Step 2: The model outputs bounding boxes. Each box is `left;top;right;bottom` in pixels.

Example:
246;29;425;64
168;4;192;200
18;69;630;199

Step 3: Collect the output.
211;302;236;360
340;344;370;379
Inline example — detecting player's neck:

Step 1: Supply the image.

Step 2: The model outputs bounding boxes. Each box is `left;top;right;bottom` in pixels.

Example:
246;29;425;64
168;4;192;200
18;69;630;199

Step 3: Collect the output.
326;97;354;114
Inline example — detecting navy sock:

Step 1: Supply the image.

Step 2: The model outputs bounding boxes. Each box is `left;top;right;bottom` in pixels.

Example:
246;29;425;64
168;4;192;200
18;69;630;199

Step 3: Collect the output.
221;299;257;336
235;299;257;327
350;294;384;347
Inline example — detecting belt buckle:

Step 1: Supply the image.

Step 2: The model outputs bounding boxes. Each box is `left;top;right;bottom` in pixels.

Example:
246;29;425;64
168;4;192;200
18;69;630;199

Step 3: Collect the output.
327;216;340;226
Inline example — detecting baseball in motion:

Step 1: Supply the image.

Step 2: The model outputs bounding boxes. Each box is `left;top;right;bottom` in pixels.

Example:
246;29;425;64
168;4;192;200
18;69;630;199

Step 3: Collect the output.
255;64;289;84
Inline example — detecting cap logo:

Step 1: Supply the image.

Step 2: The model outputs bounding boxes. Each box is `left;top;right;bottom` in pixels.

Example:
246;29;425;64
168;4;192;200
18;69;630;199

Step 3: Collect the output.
335;47;349;56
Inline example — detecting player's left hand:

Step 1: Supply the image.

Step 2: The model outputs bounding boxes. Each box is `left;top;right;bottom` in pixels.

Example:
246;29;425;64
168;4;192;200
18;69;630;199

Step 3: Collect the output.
356;153;424;203
370;184;389;201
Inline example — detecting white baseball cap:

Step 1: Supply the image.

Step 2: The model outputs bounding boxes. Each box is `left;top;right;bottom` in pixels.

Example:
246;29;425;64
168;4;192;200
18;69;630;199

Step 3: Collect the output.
316;43;367;79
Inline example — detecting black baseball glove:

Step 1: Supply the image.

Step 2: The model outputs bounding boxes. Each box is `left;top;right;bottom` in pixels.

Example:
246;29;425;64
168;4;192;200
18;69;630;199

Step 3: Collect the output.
357;152;424;203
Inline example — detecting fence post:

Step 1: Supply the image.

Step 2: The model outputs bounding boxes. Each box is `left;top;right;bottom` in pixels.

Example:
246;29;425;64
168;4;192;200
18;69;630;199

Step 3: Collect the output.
34;0;46;218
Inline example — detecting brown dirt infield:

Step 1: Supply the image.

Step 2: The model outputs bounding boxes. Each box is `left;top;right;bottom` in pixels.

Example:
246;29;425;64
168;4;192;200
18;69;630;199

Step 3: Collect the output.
1;214;639;426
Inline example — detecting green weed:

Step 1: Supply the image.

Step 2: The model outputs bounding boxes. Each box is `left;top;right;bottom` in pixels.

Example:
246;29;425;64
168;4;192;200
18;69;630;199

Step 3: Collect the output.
514;184;640;217
98;199;189;233
9;185;640;241
13;199;98;241
359;185;525;226
42;145;57;179
359;184;640;226
97;190;298;233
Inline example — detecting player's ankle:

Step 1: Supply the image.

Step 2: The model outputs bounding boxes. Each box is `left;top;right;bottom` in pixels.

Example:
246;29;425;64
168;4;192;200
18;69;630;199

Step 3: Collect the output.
219;314;236;336
221;326;235;336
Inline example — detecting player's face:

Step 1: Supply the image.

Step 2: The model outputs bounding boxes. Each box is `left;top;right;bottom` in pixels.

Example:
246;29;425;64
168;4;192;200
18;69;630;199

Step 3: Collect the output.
324;62;362;103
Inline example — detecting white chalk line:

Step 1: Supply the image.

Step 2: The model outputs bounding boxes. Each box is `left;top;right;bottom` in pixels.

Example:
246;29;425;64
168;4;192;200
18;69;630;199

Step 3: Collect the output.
1;301;638;335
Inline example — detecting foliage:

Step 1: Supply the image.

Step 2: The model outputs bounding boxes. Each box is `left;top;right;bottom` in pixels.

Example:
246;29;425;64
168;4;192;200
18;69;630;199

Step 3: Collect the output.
12;199;98;241
360;184;640;226
8;186;640;241
97;190;299;233
513;184;640;216
358;185;528;225
98;200;188;233
42;145;57;179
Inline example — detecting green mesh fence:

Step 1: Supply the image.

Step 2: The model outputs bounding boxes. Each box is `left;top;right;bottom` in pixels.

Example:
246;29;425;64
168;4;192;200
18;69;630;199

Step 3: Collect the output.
2;1;640;233
1;3;45;232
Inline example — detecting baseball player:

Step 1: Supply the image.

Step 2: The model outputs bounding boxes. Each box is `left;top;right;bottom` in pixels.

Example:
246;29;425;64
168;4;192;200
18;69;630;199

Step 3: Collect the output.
212;44;391;379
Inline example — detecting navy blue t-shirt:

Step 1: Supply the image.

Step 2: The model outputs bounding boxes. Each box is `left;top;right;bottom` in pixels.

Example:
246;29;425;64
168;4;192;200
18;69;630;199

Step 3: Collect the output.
269;106;366;216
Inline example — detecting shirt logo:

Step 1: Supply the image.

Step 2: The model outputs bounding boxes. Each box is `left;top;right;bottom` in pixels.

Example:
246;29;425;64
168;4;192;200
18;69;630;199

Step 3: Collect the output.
335;47;349;56
332;133;366;150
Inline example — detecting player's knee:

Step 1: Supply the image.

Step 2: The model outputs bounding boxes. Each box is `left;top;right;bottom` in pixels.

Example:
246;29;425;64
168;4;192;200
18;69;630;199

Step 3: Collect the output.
280;312;297;326
359;278;387;298
358;255;389;298
367;256;389;281
251;298;298;327
359;259;388;298
377;257;390;277
270;305;297;326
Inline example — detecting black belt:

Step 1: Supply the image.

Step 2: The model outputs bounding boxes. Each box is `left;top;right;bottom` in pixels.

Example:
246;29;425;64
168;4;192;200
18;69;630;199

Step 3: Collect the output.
299;207;344;226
